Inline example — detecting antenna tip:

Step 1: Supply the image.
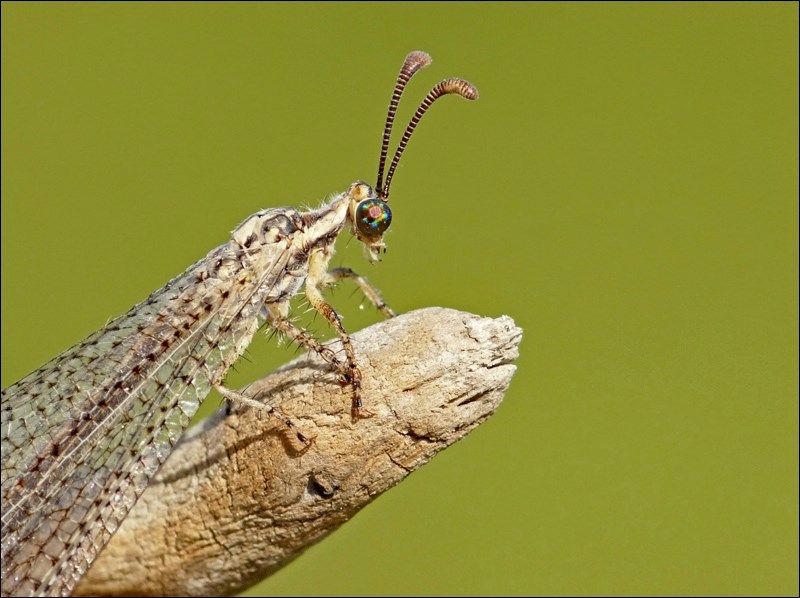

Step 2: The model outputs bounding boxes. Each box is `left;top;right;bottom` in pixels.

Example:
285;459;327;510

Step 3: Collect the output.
404;51;433;75
442;78;480;101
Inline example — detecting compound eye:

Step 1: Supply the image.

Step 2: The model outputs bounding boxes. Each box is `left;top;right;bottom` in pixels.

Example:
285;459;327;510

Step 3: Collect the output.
355;198;392;238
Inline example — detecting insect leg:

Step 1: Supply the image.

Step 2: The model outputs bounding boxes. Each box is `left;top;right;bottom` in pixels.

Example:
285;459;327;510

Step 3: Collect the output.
302;249;372;419
266;304;368;419
213;384;313;450
321;267;396;318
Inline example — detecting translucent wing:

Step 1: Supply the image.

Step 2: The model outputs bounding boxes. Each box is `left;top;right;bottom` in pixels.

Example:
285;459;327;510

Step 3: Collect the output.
1;229;297;596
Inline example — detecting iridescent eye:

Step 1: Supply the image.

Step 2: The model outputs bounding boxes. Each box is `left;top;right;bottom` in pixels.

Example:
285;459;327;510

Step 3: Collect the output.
355;199;392;238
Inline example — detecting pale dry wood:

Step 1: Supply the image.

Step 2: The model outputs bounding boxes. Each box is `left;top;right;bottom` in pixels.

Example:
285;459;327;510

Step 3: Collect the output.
74;307;522;597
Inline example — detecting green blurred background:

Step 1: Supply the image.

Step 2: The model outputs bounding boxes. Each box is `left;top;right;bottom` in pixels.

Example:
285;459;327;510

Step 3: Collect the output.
2;2;797;596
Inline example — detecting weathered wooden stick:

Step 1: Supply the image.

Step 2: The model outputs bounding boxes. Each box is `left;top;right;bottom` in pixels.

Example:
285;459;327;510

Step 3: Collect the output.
75;307;522;596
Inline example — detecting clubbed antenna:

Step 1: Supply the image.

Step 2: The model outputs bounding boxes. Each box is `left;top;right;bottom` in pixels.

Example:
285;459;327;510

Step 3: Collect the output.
374;51;433;195
381;77;479;200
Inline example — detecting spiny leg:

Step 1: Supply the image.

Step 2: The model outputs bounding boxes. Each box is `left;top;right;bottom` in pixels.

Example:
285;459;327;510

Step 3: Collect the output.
269;314;350;379
300;248;379;419
321;267;396;318
267;304;368;420
213;383;313;451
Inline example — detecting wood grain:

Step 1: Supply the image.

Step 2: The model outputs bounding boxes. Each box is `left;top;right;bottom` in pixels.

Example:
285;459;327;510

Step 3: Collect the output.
75;307;522;596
